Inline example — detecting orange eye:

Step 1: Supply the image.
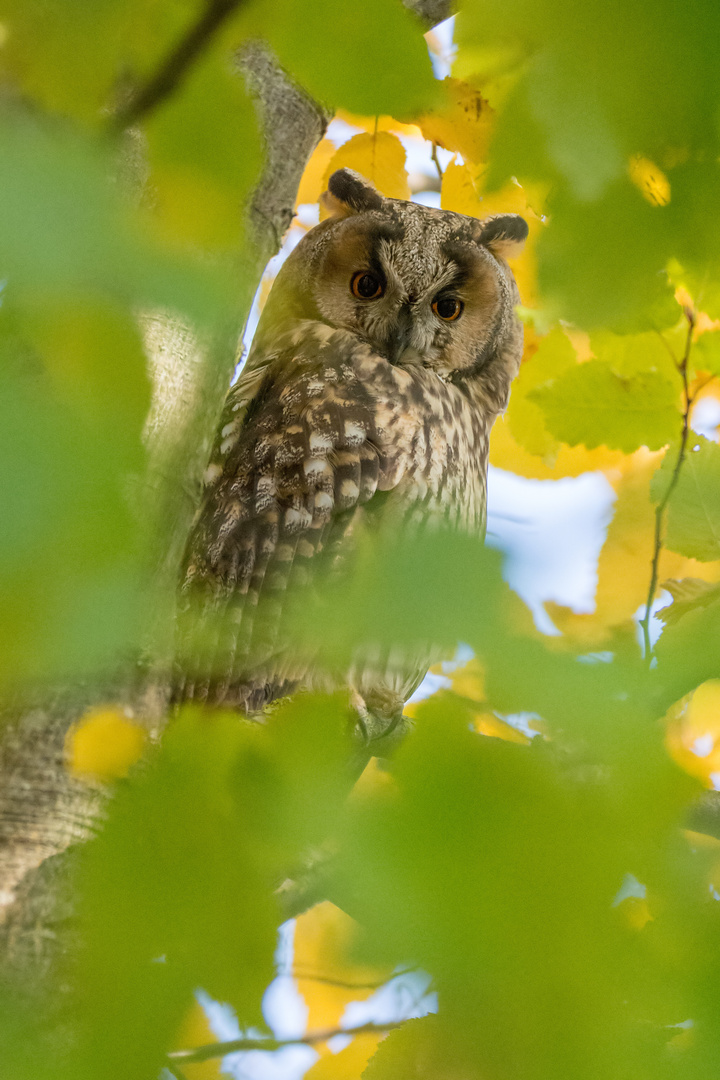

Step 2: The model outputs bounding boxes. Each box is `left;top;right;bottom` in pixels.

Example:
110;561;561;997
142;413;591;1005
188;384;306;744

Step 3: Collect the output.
351;271;384;300
432;296;463;321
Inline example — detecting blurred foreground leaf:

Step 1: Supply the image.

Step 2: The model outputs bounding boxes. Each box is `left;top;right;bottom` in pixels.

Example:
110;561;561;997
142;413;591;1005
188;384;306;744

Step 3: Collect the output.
242;0;438;116
69;698;353;1079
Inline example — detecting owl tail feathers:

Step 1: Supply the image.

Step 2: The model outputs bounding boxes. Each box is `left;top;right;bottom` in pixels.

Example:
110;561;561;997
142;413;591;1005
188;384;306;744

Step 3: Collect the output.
169;666;301;717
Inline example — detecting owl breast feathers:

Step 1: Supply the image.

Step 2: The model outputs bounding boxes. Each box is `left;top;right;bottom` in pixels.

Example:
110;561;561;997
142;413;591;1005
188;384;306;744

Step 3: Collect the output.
175;168;527;736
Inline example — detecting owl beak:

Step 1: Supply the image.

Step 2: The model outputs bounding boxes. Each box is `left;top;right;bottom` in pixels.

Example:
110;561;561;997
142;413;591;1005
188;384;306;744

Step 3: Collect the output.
386;303;413;364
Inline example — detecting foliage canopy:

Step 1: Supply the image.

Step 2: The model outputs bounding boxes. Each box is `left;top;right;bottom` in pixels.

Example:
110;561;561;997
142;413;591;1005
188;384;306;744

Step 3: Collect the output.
2;1;720;1079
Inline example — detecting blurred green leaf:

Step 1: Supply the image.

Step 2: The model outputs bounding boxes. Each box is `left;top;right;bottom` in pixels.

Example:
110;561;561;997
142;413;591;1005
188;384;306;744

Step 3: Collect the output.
285;529;507;671
0;112;238;324
0;299;148;683
72;710;278;1080
461;0;720;329
536;179;679;330
0;0;196;122
334;703;708;1080
242;0;438;116
145;52;261;251
655;596;720;707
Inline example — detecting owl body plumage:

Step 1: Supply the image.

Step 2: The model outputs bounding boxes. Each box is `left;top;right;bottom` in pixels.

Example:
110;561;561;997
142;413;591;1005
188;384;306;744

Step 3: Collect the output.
175;170;527;734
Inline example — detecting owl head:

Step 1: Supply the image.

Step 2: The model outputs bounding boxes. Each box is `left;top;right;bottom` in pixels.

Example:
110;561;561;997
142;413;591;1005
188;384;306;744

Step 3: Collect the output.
254;168;528;385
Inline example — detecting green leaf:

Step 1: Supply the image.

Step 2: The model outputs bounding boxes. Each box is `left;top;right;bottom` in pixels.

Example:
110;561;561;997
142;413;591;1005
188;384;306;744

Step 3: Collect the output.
285;529;508;672
590;329;681;382
651;436;720;561
145;52;262;251
72;711;279;1080
242;0;438;116
537;179;679;330
530;359;681;452
334;701;701;1080
507;326;578;458
692;331;720;377
461;0;720;330
0;0;198;122
0;113;237;325
0;300;149;684
525;52;625;202
655;594;720;707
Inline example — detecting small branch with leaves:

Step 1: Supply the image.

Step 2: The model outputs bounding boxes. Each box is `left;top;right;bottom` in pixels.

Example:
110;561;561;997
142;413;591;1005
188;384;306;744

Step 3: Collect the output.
111;0;246;131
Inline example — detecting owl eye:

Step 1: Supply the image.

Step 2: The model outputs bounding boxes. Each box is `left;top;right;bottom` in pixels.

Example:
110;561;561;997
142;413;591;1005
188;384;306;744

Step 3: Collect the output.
351;271;384;300
432;296;463;321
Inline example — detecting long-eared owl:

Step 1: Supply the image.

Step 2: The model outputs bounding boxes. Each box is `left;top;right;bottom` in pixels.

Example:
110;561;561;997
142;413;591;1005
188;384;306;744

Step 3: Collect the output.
175;168;527;741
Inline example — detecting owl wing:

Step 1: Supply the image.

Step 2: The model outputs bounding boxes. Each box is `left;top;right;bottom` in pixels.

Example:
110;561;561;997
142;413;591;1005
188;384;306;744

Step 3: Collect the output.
175;325;392;710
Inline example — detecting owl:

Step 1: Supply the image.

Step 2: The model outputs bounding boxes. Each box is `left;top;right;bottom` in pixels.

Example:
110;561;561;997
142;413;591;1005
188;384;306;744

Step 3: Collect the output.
175;168;527;744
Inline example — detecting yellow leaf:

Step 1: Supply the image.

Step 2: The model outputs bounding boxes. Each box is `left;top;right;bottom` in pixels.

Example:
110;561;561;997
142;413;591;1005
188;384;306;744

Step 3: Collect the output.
294;903;392;1031
419;79;494;167
474;712;530;745
66;706;147;782
666;680;720;787
628;155;671;207
440;158;481;217
297;138;340;206
350;756;398;801
489;414;627;479
441;160;544;307
616;896;653;931
449;657;486;703
320;133;410;210
171;1000;223;1080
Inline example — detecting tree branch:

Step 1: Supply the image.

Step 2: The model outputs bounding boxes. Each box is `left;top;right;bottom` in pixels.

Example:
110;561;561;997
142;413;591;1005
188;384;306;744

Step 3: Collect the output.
111;0;246;131
168;1020;404;1065
640;309;695;662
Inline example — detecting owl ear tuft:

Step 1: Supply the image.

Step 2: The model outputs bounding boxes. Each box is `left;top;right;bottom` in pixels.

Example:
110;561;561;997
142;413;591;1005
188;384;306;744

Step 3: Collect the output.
477;214;529;259
320;169;385;218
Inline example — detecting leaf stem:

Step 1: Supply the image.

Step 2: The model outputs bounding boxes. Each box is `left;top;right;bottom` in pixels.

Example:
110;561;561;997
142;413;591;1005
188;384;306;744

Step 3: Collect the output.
430;141;444;184
640;310;696;661
110;0;245;131
167;1020;403;1065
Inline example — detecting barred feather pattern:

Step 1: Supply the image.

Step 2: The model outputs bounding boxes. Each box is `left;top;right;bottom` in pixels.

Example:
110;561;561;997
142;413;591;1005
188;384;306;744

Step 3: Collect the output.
175;321;496;720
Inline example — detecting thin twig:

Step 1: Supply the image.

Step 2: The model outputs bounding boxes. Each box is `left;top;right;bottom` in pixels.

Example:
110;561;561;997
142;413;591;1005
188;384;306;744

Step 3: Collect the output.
110;0;245;131
640;310;696;662
168;1020;404;1065
430;141;444;184
288;963;419;990
290;971;396;991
